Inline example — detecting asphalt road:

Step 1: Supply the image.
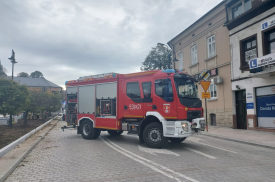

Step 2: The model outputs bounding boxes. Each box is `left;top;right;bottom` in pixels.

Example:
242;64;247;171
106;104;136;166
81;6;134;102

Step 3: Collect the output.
5;121;275;182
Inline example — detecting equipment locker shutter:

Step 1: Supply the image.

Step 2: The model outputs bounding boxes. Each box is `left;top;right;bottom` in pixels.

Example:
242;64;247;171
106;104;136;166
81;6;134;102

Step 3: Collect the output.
96;82;117;99
79;85;95;114
67;87;77;94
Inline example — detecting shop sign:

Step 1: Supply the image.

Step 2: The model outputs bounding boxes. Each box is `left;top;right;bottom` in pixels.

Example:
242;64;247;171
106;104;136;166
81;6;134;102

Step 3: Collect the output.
210;68;218;76
246;103;254;109
256;96;275;128
249;53;275;69
261;16;275;31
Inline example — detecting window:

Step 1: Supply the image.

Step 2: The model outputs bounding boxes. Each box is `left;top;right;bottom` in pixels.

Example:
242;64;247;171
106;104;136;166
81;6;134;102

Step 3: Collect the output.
142;82;151;98
191;45;197;65
269;31;275;54
174;78;199;99
264;29;275;55
240;35;257;69
207;35;216;58
126;82;141;98
178;53;183;70
209;79;217;98
244;0;251;12
231;0;251;19
155;78;173;102
232;3;242;19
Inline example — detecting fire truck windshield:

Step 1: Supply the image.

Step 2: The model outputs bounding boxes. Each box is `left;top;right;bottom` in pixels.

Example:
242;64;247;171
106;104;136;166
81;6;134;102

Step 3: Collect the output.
174;78;199;99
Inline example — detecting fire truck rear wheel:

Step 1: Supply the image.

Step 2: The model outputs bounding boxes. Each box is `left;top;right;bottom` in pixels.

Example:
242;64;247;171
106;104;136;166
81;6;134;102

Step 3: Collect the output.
143;122;168;148
81;120;98;139
169;137;186;143
107;130;123;136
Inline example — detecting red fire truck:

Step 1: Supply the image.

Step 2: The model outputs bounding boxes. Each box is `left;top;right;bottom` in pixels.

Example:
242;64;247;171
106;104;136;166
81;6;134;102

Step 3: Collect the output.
63;69;205;148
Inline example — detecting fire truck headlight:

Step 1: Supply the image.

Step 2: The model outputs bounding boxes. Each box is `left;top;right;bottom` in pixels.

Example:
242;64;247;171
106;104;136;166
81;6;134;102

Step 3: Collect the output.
181;123;188;132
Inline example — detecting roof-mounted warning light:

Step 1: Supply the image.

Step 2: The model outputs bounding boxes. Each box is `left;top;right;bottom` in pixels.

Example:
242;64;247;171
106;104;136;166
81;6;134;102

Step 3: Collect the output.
161;69;175;73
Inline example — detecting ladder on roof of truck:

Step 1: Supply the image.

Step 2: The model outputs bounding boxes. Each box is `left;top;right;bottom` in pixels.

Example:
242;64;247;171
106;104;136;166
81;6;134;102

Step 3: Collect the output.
78;72;118;80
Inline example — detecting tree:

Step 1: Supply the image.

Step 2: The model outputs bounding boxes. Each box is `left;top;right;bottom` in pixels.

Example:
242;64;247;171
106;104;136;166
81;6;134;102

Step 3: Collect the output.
30;71;43;78
0;61;7;77
0;78;29;127
23;90;62;125
17;72;29;77
141;44;172;71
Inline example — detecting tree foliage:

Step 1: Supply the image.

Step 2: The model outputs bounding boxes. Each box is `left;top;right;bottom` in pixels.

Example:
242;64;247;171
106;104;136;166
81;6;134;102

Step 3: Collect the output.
23;90;62;124
0;61;7;77
30;71;44;78
0;78;30;126
141;44;172;71
17;72;29;77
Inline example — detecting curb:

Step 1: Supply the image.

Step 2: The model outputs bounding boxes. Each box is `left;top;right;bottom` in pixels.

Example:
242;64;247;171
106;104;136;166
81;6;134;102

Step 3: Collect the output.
0;116;58;158
201;133;275;150
0;117;60;182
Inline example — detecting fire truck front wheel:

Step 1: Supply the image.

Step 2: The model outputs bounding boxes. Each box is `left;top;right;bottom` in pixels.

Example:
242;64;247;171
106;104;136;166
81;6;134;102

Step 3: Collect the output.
107;130;123;136
143;122;168;148
81;120;100;139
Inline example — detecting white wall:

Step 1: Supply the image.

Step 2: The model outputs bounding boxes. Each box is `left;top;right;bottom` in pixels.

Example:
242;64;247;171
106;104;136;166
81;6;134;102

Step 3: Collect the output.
230;7;275;80
231;76;275;116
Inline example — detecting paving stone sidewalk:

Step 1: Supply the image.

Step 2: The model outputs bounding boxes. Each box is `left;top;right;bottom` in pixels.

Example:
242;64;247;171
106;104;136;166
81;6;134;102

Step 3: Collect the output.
203;126;275;148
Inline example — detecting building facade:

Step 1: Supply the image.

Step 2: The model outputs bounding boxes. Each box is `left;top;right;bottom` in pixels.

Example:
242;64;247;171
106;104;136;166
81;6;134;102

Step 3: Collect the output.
168;1;233;127
224;0;275;130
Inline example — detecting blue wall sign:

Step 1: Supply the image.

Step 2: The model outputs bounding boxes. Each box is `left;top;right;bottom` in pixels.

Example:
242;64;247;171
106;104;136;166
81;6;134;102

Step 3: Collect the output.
256;96;275;117
246;103;254;109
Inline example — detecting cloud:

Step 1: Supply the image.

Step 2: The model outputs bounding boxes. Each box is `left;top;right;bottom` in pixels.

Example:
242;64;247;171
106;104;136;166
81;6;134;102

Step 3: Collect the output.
0;0;222;88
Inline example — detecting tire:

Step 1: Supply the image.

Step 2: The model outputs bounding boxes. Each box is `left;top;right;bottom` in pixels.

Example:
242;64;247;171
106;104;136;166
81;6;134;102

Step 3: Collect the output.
139;134;144;144
143;122;168;148
169;137;186;143
107;130;123;136
94;129;101;139
81;120;99;140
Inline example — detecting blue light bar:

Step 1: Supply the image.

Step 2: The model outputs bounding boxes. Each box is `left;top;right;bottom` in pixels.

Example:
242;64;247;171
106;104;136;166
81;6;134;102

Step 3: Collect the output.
162;69;175;73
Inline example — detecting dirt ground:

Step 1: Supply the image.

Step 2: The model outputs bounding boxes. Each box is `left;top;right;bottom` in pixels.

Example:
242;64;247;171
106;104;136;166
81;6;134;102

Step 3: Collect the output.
0;119;45;149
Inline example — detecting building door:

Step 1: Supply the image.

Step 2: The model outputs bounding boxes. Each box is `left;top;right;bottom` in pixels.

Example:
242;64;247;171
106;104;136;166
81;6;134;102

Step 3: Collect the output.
210;114;216;126
236;90;247;129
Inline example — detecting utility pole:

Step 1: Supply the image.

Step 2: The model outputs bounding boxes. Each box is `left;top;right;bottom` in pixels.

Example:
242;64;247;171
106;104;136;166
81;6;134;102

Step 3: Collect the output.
7;49;17;127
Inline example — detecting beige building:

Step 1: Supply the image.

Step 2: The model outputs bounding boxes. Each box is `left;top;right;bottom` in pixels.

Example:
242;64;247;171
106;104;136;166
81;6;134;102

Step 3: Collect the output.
168;1;233;127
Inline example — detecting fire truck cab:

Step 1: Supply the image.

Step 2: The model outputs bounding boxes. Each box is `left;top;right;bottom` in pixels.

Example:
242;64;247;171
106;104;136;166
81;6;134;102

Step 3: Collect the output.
64;69;205;148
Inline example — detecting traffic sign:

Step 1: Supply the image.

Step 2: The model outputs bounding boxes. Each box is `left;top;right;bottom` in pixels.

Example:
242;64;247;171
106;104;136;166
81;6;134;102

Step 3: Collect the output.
200;81;211;92
202;92;210;98
200;69;208;78
200;69;210;81
203;72;210;80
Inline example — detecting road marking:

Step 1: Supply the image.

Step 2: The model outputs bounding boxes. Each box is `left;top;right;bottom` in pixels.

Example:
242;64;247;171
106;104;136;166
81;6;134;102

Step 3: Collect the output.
100;138;182;182
101;137;199;182
138;145;180;156
194;142;237;154
186;137;237;154
185;147;216;159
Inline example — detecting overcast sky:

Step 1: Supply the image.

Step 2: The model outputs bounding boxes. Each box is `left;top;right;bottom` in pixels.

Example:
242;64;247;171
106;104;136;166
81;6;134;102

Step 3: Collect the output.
0;0;222;88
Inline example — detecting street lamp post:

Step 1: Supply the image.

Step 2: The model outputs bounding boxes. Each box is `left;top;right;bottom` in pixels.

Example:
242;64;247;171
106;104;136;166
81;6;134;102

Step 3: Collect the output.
7;49;17;127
